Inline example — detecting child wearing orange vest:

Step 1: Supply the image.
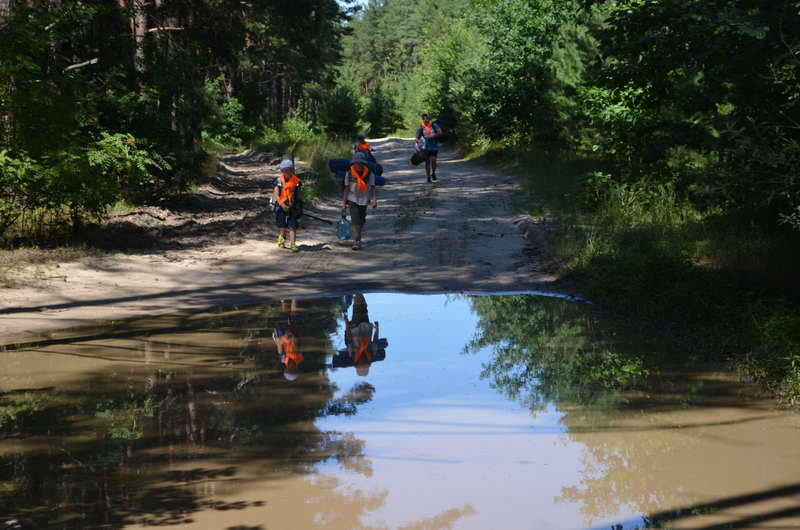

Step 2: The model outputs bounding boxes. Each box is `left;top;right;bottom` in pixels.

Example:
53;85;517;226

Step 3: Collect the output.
272;159;303;252
342;152;377;251
353;133;374;156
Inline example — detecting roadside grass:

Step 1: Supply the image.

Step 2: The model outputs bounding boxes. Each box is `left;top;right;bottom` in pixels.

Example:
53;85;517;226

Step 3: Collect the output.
295;138;351;202
254;122;352;203
476;145;800;406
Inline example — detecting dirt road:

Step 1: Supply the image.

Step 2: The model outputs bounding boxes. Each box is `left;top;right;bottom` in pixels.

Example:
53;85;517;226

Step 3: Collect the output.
0;138;558;341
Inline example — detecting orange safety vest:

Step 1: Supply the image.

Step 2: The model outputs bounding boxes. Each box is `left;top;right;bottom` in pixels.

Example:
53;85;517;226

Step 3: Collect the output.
278;174;301;209
349;165;369;193
357;141;372;152
353;337;372;364
421;120;433;136
279;335;304;366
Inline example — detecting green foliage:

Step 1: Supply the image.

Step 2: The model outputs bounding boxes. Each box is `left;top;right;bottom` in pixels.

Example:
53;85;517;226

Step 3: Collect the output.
318;85;362;138
202;76;257;147
0;0;350;241
410;17;489;142
280;113;318;146
257;113;318;157
296;138;352;199
0;393;47;433
466;294;651;408
741;301;800;406
95;394;159;441
363;83;403;137
54;133;168;224
589;0;800;224
0;151;46;237
1;135;167;237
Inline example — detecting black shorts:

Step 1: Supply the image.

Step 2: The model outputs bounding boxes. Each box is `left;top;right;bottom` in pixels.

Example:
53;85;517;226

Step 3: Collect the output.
276;208;299;229
424;149;438;158
348;201;368;226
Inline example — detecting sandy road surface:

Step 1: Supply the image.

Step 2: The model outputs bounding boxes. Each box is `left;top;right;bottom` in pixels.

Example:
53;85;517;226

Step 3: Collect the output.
0;138;558;341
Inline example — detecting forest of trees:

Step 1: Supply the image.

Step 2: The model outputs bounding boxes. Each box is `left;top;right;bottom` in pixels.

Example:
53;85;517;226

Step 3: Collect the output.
1;0;798;237
340;0;799;232
0;0;354;235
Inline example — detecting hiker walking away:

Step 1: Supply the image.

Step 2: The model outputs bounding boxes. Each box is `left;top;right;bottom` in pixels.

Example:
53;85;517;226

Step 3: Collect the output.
416;113;443;182
353;133;376;162
342;151;377;251
272;159;303;253
341;293;381;377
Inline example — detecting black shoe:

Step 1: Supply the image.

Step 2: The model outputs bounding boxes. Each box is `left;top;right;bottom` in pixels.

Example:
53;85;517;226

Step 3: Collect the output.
432;172;437;181
426;177;431;183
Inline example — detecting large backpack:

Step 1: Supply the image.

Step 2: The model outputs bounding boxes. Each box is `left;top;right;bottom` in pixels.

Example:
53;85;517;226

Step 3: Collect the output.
433;121;446;143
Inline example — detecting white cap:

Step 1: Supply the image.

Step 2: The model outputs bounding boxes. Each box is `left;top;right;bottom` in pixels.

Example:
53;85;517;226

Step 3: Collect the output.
279;159;294;170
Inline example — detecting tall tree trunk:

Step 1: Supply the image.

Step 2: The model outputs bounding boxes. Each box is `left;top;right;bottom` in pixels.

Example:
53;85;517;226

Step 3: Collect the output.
131;0;146;72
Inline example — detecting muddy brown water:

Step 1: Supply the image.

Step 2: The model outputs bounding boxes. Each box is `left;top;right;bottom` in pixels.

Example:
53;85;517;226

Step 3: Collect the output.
1;293;799;530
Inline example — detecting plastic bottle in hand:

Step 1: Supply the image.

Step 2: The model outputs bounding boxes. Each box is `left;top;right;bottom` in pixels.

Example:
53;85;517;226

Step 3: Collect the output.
338;212;352;240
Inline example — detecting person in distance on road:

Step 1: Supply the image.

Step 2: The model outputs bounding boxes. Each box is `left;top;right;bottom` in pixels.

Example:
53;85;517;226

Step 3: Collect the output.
353;133;375;158
415;113;443;183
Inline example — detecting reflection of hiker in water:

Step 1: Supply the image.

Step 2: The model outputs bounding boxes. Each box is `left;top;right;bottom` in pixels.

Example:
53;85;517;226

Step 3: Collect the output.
272;299;304;381
336;293;387;376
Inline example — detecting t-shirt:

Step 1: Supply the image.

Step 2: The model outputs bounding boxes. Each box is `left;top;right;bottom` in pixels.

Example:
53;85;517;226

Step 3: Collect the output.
344;168;376;206
417;123;442;151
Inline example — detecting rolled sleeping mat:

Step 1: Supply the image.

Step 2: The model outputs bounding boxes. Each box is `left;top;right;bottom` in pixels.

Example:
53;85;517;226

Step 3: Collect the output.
329;158;349;173
335;169;387;186
329;158;384;176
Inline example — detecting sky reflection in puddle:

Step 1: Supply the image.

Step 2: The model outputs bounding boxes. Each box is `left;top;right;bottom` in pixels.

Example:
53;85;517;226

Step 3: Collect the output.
1;293;799;530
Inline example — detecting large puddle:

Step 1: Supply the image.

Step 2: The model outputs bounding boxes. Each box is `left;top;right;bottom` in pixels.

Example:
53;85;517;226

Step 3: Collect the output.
1;293;799;529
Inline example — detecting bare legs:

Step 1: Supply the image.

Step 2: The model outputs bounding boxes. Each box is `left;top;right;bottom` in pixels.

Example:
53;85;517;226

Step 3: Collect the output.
279;228;296;246
425;154;438;181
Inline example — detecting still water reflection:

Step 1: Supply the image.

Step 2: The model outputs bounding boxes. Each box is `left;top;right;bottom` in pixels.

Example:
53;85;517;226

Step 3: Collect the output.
1;293;798;529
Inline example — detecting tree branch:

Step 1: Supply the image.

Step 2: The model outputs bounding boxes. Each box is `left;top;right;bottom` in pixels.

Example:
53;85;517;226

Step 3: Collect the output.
147;26;184;33
63;58;98;73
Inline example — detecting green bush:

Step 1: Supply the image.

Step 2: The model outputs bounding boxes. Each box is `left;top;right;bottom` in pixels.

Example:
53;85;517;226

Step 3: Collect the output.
52;133;169;226
203;76;257;147
364;83;404;137
0;150;46;238
1;134;168;237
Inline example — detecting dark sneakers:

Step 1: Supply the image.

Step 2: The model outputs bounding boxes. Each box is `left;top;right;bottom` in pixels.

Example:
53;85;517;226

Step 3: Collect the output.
352;240;363;250
431;171;437;181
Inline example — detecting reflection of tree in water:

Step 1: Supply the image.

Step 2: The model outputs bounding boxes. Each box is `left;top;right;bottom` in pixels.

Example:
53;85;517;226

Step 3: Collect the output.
0;297;386;529
465;295;678;527
555;422;700;527
465;295;649;410
466;295;766;529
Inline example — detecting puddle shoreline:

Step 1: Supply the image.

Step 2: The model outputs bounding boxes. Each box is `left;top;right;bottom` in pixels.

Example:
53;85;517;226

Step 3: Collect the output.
0;288;586;348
